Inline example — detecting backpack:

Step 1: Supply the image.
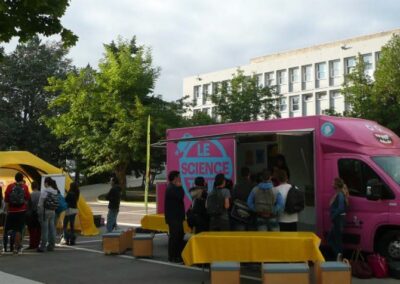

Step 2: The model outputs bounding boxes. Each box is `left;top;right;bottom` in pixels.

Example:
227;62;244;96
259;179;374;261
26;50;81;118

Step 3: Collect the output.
206;189;225;217
254;187;275;215
9;184;25;207
284;185;305;214
44;192;59;210
56;193;68;214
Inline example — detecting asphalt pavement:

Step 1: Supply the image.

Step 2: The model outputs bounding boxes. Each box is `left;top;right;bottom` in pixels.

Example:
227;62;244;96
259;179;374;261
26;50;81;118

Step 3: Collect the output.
0;183;398;283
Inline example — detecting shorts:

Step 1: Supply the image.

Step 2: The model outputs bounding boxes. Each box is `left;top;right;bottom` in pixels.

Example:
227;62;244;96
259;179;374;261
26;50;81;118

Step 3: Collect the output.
5;211;26;233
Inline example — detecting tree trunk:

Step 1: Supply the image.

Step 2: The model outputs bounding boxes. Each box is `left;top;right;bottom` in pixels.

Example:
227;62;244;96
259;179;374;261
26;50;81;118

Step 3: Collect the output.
115;162;128;199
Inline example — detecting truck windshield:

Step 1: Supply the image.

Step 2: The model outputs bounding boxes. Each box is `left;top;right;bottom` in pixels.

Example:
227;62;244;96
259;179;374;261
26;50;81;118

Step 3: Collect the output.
372;156;400;185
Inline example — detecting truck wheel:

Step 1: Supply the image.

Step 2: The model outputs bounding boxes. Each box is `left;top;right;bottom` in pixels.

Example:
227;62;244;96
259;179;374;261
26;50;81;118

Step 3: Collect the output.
377;230;400;260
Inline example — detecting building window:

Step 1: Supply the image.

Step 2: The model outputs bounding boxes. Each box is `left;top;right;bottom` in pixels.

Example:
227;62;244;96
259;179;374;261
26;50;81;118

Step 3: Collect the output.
212;82;219;94
255;74;263;87
279;97;287;111
264;72;274;86
375;51;381;65
362;53;373;72
330;90;341;99
303;94;313;102
194;85;200;99
302;65;312;82
289;68;300;83
345;57;356;74
277;70;287;85
290;95;300;111
316;62;326;80
317;92;327;100
329;60;340;78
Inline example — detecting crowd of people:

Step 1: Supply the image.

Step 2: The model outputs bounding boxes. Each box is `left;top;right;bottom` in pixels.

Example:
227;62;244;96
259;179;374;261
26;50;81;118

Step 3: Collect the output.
0;172;80;254
164;163;349;263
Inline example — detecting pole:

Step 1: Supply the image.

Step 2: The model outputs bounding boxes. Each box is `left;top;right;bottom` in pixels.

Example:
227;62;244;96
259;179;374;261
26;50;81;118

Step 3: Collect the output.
144;115;151;215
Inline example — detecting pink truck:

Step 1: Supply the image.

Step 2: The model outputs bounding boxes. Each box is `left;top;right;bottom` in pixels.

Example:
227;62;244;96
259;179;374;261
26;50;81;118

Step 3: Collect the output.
160;115;400;259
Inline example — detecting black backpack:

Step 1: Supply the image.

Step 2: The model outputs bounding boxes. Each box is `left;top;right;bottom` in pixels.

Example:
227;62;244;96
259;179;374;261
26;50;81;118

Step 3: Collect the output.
284;185;305;214
44;192;59;210
206;189;225;217
9;184;25;207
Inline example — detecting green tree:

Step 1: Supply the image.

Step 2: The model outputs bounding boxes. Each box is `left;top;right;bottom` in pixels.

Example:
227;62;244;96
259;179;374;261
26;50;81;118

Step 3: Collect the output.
45;37;160;195
0;36;72;164
0;0;77;47
211;69;280;122
342;35;400;134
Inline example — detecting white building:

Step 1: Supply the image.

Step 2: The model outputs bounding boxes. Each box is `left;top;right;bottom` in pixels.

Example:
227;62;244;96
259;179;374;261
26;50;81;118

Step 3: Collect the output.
183;29;400;119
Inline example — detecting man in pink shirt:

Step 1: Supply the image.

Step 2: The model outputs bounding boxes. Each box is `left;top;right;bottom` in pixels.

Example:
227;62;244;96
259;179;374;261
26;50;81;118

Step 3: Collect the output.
4;172;31;254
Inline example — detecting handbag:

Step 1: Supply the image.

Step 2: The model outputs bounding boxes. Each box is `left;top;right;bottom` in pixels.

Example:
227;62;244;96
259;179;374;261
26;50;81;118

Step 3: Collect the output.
230;199;251;223
350;249;373;279
367;253;389;278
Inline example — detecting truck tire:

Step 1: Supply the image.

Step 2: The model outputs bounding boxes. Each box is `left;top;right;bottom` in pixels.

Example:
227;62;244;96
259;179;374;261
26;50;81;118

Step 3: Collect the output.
377;230;400;260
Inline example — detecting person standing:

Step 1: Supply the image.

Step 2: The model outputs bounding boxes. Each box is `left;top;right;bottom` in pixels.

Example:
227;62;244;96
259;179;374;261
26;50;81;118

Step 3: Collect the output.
232;167;253;231
26;181;41;249
37;177;59;252
188;176;209;234
274;170;298;232
4;172;31;254
63;182;80;245
106;175;121;233
207;173;231;231
328;177;349;261
164;171;185;263
247;170;282;231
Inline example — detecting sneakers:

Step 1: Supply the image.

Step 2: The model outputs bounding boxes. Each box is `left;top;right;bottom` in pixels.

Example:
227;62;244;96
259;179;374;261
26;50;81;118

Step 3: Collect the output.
36;248;45;253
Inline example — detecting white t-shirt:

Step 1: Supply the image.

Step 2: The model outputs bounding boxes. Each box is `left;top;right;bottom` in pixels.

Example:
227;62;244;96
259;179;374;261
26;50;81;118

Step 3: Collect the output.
275;183;299;223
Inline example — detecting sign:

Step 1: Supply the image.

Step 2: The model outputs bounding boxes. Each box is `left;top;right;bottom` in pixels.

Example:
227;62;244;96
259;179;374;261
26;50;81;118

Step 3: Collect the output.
175;134;234;200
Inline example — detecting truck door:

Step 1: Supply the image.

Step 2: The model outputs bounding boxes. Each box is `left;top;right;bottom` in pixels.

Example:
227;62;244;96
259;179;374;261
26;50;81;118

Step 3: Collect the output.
324;154;391;251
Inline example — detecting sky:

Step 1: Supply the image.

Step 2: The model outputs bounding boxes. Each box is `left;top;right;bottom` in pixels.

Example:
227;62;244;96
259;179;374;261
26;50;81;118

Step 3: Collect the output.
3;0;400;101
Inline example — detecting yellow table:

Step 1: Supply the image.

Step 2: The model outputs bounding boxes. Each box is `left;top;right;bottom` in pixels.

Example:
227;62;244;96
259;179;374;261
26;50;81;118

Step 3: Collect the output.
140;214;192;233
182;231;325;266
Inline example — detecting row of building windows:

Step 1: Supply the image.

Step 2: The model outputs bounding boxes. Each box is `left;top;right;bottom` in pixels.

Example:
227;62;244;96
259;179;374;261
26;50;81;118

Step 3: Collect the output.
193;89;344;118
192;51;380;105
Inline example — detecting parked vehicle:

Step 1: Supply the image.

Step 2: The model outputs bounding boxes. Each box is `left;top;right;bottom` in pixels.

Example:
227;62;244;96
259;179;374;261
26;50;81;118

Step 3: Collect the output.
156;115;400;259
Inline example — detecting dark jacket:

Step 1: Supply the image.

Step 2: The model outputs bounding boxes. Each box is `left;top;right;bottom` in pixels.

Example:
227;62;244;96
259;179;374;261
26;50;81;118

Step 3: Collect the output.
164;183;185;224
66;190;80;209
106;185;121;210
232;179;253;202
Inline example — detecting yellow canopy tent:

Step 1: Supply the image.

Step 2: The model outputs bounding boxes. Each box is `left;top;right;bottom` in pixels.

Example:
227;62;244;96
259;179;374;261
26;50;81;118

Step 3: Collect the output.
0;151;98;235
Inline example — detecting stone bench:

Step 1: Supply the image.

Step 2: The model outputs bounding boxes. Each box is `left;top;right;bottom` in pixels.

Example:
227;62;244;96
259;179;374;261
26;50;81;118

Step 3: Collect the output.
211;261;240;284
262;263;310;284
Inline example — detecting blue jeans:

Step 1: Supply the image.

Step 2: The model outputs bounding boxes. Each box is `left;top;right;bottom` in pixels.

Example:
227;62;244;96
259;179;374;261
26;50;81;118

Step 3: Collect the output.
106;209;119;232
39;209;56;251
63;214;76;242
256;217;279;231
328;215;345;257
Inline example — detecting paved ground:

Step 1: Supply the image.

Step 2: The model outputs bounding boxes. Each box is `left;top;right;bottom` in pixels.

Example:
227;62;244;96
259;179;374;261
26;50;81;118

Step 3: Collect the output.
0;183;398;283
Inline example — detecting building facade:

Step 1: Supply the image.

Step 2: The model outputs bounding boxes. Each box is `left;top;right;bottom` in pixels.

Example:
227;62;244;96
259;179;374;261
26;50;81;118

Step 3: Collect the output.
183;29;400;119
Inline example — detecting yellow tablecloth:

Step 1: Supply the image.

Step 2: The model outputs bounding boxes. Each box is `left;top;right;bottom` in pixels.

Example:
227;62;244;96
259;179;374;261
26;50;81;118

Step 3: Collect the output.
182;231;324;266
140;214;191;233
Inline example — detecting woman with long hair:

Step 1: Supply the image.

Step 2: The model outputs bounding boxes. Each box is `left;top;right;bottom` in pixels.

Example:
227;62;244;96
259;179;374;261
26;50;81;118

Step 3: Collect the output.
37;177;59;252
328;177;349;261
62;182;80;245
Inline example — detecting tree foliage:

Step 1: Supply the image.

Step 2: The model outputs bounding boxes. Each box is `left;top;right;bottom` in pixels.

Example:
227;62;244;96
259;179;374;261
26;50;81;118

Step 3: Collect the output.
211;69;280;122
342;34;400;134
0;0;77;47
0;36;72;164
44;37;168;193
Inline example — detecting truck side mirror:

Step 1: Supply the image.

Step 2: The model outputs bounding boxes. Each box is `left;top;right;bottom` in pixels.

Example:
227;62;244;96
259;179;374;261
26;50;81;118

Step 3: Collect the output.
366;184;382;201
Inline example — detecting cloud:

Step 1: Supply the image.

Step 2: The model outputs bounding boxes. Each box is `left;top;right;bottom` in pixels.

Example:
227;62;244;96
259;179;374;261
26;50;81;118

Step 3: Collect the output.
3;0;400;101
